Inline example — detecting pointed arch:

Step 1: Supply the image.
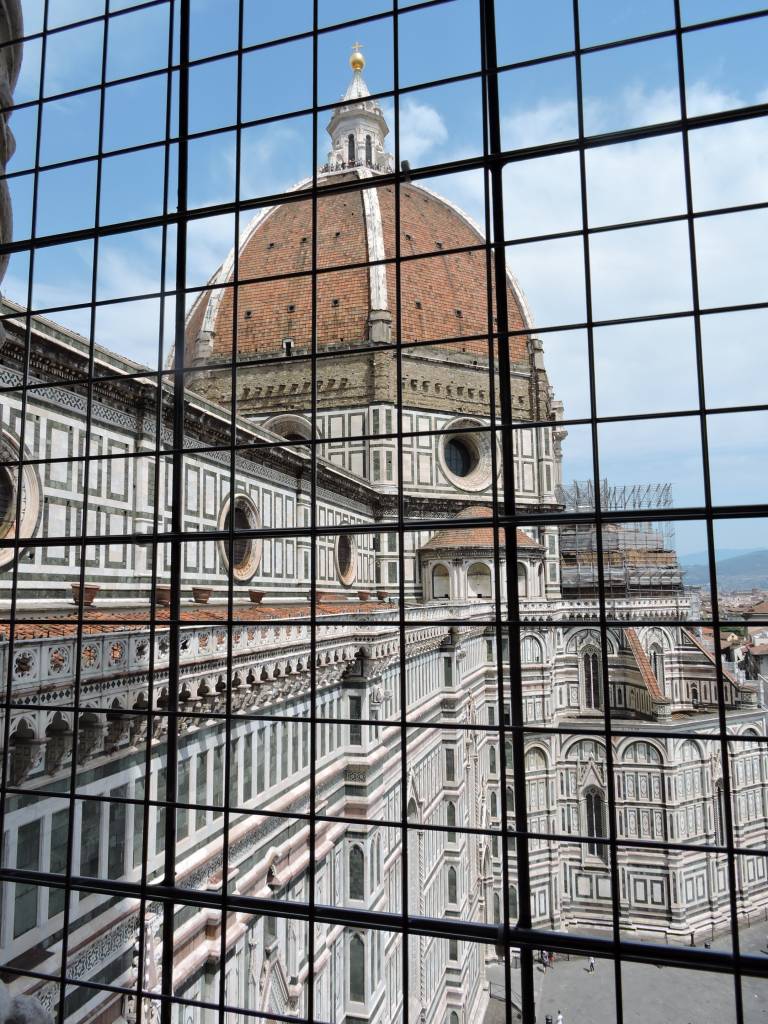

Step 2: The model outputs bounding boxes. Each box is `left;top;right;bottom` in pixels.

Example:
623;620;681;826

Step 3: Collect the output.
582;649;601;709
349;844;365;900
446;800;457;843
349;932;365;1002
447;866;457;904
584;787;608;862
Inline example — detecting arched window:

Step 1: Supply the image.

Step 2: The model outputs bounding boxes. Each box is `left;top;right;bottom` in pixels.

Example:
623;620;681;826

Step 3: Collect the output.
680;739;702;763
714;781;726;846
508;885;518;919
489;745;497;774
538;563;545;596
349;933;365;1002
407;797;419;825
649;643;665;691
449;1013;460;1024
583;650;601;709
521;635;543;664
624;741;661;764
347;133;355;164
585;789;607;862
446;801;457;843
493;892;501;923
691;685;700;706
365;134;373;165
467;562;491;599
490;791;498;817
432;563;450;599
349;845;365;900
447;866;457;904
517;563;527;598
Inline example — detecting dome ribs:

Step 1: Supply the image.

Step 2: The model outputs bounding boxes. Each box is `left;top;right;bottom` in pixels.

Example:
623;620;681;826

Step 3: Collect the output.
199;185;372;360
186;178;535;375
378;184;529;360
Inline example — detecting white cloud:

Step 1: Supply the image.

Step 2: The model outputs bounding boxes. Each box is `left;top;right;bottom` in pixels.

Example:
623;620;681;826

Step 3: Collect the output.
186;214;238;292
589;220;694;321
397;100;448;163
695;209;768;309
5;69;766;546
502;98;577;152
434;79;768;543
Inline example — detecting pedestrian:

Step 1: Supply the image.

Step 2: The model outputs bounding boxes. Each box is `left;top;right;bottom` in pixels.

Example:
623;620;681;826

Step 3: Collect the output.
550;951;556;968
556;1011;564;1024
588;955;596;973
542;950;549;970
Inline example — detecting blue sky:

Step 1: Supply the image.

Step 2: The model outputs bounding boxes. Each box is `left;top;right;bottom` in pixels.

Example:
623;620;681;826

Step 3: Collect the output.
4;0;768;556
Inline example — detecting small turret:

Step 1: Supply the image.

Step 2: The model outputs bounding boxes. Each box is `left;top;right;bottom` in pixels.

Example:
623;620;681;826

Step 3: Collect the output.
325;44;394;174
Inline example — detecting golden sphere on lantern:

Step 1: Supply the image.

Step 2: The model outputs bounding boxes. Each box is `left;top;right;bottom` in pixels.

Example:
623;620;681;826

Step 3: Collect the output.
349;45;365;72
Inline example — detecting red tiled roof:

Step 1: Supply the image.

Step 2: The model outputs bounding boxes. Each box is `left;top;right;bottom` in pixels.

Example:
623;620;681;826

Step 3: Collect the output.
420;506;542;552
624;627;667;704
0;601;383;641
682;628;746;690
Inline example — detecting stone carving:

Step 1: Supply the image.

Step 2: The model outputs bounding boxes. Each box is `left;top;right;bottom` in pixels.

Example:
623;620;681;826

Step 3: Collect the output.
13;651;34;677
48;646;69;674
109;640;126;664
81;644;99;669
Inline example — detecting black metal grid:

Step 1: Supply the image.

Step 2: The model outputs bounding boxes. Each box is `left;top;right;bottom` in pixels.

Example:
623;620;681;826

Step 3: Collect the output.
0;1;766;1023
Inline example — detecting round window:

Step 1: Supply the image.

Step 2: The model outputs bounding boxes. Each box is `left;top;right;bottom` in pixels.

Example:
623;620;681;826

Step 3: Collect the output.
217;493;262;582
444;437;476;477
438;419;493;493
335;533;358;587
0;434;41;572
0;464;16;540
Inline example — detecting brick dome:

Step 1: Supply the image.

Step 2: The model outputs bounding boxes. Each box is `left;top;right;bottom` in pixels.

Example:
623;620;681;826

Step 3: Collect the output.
184;173;533;366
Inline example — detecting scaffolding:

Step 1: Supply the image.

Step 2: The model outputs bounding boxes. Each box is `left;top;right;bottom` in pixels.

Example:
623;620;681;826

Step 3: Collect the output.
558;480;681;596
558;479;673;514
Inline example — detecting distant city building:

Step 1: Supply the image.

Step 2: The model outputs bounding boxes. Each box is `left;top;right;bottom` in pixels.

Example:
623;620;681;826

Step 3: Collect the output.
1;46;766;1024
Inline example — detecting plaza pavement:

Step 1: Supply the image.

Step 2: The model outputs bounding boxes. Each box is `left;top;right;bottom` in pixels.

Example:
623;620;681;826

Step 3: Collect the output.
483;922;768;1024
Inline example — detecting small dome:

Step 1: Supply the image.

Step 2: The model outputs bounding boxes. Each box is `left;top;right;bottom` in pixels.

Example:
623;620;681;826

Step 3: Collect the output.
421;506;543;553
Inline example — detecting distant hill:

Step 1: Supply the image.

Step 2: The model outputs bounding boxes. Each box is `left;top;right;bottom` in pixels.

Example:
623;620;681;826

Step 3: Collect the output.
680;549;768;590
679;548;756;565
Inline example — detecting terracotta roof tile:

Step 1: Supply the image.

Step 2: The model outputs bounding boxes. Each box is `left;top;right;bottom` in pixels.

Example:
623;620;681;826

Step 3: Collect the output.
0;601;382;641
625;627;667;704
682;628;746;690
186;180;531;363
420;506;542;553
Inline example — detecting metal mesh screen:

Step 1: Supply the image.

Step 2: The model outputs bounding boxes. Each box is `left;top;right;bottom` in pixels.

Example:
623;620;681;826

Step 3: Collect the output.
0;2;767;1023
